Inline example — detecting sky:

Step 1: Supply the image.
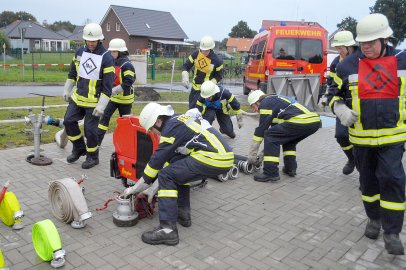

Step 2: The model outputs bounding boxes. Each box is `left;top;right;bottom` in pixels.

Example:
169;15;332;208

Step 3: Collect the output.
2;0;376;41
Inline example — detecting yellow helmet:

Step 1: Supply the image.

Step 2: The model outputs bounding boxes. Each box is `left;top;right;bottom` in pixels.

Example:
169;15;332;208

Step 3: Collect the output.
331;31;356;47
200;81;220;98
356;13;393;42
247;90;265;105
139;103;174;131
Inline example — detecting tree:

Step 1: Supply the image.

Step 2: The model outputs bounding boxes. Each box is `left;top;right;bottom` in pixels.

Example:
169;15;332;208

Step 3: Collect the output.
14;11;36;22
46;21;75;33
219;38;228;50
370;0;406;48
0;11;37;27
336;16;357;38
0;32;10;49
229;20;257;38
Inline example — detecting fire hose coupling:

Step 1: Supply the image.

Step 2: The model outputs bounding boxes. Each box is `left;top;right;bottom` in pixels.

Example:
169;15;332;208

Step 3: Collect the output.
227;165;239;180
113;194;139;227
12;210;24;230
32;219;65;268
236;160;254;174
44;116;64;128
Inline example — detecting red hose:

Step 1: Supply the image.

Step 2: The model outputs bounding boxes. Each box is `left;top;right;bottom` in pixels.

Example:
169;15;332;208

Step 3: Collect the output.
95;191;121;211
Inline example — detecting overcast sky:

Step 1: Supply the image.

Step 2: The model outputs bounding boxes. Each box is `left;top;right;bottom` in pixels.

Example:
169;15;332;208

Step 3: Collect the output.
2;0;375;41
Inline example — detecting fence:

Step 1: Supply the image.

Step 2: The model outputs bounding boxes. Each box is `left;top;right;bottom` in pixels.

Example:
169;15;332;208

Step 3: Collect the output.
0;51;244;83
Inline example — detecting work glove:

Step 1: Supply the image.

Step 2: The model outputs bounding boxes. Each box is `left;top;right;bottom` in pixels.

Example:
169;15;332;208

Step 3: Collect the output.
111;85;124;96
92;94;110;117
333;102;358;127
63;79;75;102
257;149;264;164
123;177;150;198
181;70;189;89
318;95;328;110
138;179;159;203
236;114;243;129
248;141;261;164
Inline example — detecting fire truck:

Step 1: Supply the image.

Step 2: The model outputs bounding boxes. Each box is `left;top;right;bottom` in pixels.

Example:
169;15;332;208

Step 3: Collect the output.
243;23;328;96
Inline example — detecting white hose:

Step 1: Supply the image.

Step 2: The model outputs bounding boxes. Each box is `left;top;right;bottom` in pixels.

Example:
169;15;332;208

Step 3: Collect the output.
48;178;91;227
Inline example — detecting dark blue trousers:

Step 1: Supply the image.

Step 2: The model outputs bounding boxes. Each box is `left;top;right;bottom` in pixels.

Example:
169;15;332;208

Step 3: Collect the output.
354;143;405;234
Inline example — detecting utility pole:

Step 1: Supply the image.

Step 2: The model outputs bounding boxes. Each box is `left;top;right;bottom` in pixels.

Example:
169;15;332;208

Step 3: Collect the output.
2;43;5;71
18;27;26;80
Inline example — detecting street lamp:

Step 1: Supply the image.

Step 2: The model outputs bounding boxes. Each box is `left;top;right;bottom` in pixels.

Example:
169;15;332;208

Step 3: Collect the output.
2;43;5;71
18;27;26;79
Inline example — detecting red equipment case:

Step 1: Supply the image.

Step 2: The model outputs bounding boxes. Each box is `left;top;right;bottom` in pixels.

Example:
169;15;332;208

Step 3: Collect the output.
110;115;160;187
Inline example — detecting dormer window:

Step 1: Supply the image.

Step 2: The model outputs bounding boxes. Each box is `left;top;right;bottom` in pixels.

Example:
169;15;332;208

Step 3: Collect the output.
116;22;120;31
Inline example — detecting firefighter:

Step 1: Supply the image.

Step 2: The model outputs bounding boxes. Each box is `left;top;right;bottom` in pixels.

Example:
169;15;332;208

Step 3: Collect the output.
122;102;234;245
247;90;321;182
320;31;358;175
97;38;135;145
181;35;223;108
328;13;406;255
62;23;114;169
196;80;243;139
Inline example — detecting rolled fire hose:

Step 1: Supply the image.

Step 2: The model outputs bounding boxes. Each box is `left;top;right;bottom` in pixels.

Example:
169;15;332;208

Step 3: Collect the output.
0;191;24;230
0;249;5;268
32;219;65;268
48;178;92;229
54;120;84;148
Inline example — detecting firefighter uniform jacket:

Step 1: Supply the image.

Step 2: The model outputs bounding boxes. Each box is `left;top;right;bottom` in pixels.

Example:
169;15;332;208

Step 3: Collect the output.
253;95;321;143
195;86;240;115
68;44;114;107
328;45;406;146
327;55;340;87
110;55;135;104
181;50;223;90
142;114;234;184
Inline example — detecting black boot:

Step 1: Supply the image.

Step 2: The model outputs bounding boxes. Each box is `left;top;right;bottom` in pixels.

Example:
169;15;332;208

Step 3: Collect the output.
383;233;405;255
254;173;280;182
178;207;191;227
364;219;381;239
342;159;356;175
282;166;296;177
81;158;99;169
67;150;86;163
142;221;179;246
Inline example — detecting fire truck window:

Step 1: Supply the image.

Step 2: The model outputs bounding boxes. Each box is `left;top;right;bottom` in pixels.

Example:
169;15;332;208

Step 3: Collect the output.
255;40;266;60
249;44;257;61
273;39;296;60
300;39;323;63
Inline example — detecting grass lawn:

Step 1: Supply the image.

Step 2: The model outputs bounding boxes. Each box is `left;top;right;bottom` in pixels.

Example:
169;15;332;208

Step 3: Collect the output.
0;92;189;149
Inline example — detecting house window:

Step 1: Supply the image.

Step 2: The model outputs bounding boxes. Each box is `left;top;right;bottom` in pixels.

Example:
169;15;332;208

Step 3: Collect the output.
116;22;120;31
148;42;153;50
107;23;110;32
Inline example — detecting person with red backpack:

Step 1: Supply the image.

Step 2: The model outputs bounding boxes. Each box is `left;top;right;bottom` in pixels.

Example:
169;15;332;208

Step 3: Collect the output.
97;38;136;145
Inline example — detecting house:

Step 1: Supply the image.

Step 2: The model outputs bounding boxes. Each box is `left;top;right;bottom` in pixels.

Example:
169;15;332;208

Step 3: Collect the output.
100;5;192;56
226;38;252;53
0;20;70;52
67;25;85;50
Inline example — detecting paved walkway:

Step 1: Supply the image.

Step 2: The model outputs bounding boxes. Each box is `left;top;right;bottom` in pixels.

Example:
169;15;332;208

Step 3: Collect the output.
1;115;406;270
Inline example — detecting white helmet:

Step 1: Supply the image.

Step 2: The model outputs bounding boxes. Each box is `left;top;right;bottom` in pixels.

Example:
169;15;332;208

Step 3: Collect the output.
248;90;265;105
200;35;215;50
331;31;356;47
355;13;393;42
139;102;174;131
200;81;220;98
108;38;128;52
83;23;104;41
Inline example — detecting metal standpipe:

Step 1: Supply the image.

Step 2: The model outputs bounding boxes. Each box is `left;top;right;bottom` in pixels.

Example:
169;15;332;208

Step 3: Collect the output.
25;93;54;166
